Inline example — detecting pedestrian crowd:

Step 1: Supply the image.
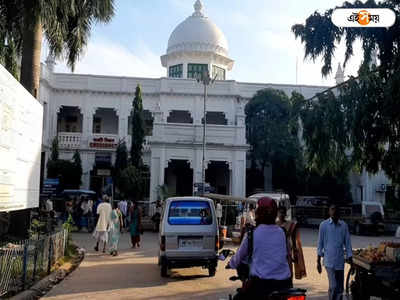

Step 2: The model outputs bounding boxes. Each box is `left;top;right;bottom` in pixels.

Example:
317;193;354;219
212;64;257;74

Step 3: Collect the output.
92;195;144;256
56;194;143;257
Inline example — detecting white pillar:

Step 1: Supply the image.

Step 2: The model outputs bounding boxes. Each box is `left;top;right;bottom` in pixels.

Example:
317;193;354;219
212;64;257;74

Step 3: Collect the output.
149;147;165;204
232;152;246;197
82;152;94;189
193;149;203;185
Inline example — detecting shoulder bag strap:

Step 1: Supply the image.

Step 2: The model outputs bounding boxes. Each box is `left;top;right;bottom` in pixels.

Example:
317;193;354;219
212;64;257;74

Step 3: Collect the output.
247;226;254;263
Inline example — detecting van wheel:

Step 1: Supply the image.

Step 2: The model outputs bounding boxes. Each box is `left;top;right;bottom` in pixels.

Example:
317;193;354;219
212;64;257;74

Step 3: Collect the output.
161;262;168;277
208;265;216;277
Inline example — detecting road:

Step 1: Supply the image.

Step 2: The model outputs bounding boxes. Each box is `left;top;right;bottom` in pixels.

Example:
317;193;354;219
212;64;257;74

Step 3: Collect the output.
43;228;394;300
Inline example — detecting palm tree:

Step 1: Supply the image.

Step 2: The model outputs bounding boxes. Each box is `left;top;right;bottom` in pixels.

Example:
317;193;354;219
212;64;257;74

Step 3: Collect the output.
0;0;114;98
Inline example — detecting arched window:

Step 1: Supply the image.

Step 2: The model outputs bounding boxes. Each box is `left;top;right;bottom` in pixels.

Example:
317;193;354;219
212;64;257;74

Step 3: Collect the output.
167;110;193;124
128;110;154;135
201;112;227;125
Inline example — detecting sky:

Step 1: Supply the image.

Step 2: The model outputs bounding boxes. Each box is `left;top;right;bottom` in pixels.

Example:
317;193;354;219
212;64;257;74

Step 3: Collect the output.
46;0;365;87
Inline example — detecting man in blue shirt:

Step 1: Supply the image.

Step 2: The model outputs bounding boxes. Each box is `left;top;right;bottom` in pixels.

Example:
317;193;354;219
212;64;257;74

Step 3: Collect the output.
317;205;353;300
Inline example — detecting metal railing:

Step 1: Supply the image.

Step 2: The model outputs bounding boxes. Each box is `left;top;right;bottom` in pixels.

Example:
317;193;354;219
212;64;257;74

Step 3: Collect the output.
0;229;68;297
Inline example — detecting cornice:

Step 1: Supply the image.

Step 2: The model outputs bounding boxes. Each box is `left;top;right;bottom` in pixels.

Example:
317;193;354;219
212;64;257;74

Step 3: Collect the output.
49;87;242;99
150;140;249;151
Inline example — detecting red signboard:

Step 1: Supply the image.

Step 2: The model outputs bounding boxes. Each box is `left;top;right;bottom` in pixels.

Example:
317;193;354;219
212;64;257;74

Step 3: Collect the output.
89;137;117;149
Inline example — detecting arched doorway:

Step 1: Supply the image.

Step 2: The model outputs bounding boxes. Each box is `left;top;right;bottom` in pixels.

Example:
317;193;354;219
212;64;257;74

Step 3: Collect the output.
205;161;230;195
164;160;193;197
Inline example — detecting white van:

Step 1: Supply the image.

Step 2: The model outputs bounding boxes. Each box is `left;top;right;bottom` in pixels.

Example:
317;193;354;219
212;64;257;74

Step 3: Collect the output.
158;197;219;277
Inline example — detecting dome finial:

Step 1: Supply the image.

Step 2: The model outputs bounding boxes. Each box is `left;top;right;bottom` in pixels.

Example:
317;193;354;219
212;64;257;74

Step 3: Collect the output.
193;0;204;17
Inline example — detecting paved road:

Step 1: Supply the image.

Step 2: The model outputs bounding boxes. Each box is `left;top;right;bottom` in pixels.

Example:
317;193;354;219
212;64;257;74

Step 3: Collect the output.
43;228;395;300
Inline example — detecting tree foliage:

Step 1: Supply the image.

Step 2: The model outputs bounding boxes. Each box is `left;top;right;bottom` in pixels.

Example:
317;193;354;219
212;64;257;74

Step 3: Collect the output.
47;159;78;190
246;88;300;168
47;138;82;189
50;137;59;161
119;166;144;201
0;0;115;93
245;88;303;197
130;85;145;169
113;140;128;194
72;150;82;188
292;0;400;185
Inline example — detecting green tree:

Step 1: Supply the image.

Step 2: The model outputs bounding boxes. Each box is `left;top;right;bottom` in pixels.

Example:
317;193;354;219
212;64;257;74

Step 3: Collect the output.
47;159;77;190
130;85;145;168
72;150;82;188
113;140;128;195
50;137;59;161
245;88;303;198
119;166;144;201
0;0;115;97
292;0;400;185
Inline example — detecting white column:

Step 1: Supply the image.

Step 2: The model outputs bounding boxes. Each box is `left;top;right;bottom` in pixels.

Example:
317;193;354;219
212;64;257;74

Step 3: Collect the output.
232;152;246;197
182;63;188;79
149;147;165;204
117;110;127;142
193;149;203;185
82;152;95;189
53;105;61;138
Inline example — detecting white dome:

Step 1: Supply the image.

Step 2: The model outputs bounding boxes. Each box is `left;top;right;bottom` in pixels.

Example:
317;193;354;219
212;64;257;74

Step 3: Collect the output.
167;0;229;57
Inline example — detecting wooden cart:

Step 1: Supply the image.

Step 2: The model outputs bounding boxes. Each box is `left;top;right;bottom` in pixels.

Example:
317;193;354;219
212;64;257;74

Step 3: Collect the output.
346;255;400;300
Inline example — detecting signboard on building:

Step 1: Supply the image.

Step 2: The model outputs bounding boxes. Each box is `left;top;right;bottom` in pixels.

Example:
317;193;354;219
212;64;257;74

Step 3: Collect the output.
0;64;43;212
41;178;60;198
89;136;117;149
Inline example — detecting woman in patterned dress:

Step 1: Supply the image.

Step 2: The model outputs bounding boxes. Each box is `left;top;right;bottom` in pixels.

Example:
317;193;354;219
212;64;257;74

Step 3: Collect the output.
109;202;123;256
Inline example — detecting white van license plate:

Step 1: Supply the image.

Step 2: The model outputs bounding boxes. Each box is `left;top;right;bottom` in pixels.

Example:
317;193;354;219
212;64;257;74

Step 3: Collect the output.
179;238;202;248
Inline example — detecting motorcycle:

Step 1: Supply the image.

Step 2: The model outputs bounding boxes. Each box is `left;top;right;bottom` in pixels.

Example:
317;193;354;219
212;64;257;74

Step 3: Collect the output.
218;249;307;300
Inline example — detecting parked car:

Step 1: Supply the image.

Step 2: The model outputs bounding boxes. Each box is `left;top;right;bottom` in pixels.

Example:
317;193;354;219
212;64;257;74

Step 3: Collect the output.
158;197;219;277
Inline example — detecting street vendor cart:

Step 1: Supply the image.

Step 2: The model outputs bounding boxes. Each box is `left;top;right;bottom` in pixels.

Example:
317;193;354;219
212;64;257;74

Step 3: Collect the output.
346;243;400;300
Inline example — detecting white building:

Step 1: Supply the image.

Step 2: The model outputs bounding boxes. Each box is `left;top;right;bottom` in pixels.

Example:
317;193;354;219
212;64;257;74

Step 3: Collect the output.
39;0;390;206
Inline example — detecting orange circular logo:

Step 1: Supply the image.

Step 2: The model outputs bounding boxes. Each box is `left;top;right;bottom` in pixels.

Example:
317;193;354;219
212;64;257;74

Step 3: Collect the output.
358;10;371;25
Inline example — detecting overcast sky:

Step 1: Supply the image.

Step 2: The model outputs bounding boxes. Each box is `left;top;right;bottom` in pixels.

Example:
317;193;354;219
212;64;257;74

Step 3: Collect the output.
46;0;365;87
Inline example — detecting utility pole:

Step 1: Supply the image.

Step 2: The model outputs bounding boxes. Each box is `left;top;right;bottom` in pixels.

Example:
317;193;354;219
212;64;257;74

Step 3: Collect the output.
196;70;216;195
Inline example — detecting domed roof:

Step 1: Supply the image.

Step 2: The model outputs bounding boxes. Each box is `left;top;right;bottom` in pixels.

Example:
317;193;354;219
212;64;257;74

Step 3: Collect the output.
167;0;229;57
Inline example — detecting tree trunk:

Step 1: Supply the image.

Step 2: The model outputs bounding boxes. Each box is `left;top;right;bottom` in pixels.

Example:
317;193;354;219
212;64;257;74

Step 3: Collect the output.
20;13;42;99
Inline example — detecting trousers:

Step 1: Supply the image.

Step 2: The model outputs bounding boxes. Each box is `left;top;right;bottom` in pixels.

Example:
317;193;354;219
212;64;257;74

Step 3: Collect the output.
325;267;344;300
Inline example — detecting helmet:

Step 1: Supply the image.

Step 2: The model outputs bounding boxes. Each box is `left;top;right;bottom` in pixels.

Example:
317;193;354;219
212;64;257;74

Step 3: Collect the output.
256;197;278;224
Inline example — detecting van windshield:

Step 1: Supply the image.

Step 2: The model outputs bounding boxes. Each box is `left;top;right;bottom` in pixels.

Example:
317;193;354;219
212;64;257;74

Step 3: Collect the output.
168;201;213;225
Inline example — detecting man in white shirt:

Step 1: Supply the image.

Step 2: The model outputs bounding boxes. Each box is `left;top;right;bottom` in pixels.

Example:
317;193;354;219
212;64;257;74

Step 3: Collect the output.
93;195;112;253
45;198;53;212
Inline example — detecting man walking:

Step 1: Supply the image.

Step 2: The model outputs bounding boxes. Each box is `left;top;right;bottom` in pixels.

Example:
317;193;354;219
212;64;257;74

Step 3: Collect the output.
93;195;112;253
317;205;353;300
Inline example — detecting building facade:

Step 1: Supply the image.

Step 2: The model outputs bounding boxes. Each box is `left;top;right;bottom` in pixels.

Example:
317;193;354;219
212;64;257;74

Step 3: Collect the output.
39;0;390;205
